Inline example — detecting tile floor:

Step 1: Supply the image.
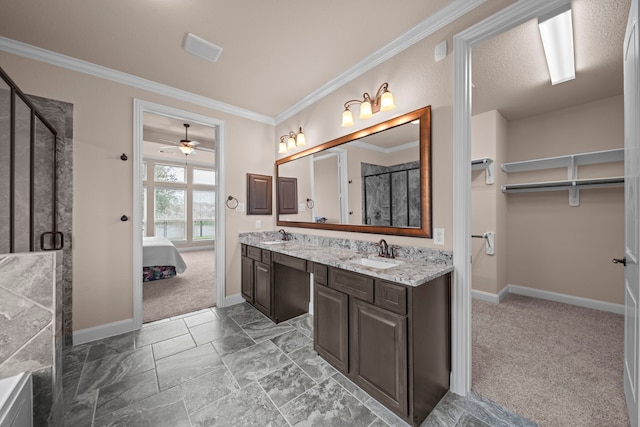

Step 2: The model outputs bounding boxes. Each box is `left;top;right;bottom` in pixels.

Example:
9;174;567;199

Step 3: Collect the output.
62;302;536;426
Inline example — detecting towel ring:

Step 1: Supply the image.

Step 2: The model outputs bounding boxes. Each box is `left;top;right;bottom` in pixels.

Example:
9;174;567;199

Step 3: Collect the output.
306;198;315;209
226;196;239;209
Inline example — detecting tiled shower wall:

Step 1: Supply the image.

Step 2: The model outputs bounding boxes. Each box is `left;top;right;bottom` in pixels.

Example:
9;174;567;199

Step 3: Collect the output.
0;251;63;425
29;95;74;347
361;161;420;227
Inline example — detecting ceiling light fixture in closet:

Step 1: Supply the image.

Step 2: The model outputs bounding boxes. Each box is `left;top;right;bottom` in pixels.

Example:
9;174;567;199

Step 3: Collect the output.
538;4;575;85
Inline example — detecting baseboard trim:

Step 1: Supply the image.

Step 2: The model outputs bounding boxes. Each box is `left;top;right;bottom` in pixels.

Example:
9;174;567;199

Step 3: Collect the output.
224;293;245;307
507;284;624;315
473;284;624;314
73;318;137;346
472;289;502;303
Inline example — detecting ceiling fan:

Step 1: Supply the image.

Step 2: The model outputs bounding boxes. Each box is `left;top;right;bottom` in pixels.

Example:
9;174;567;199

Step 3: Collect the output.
159;123;200;155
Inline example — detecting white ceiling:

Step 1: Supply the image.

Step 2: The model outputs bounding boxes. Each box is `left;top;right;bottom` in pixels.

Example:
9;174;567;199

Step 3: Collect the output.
0;0;630;124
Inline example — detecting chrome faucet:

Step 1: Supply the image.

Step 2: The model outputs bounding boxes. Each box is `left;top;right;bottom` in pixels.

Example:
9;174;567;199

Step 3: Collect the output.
278;229;290;241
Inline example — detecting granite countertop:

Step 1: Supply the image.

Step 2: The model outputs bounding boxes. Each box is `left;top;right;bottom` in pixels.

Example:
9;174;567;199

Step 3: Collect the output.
239;234;453;287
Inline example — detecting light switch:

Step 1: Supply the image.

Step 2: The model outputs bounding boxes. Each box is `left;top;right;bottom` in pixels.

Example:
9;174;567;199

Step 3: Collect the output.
236;202;245;213
298;203;306;212
255;220;261;229
433;228;445;245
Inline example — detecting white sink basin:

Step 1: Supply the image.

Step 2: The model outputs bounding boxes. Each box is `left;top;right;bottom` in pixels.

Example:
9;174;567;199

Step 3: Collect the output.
261;241;287;245
350;257;403;270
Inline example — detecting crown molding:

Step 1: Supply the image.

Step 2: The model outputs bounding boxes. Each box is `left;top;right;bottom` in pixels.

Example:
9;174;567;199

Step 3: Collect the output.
274;0;487;125
0;36;275;125
0;0;485;128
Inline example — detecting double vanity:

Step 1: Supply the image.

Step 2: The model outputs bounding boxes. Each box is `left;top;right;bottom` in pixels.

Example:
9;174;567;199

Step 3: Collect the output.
239;232;453;426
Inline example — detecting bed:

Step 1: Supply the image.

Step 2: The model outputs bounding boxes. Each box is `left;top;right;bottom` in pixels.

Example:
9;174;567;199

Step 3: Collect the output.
142;236;187;282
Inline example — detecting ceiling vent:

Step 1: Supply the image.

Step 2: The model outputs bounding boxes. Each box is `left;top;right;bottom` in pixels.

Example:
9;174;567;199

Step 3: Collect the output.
183;33;223;63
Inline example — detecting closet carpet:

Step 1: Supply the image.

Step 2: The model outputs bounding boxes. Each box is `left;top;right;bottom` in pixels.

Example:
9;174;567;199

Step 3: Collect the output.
143;250;215;323
472;294;628;427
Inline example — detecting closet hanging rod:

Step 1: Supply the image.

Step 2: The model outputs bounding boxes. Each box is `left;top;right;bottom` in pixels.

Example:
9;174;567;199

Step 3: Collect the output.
502;177;624;193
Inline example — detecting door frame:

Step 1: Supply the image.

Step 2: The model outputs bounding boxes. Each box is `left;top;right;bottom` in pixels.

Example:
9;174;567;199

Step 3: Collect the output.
132;99;227;328
451;0;572;394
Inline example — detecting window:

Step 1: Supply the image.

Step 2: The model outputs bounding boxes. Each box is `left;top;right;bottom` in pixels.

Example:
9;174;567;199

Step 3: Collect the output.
193;190;215;240
154;164;185;183
154;188;186;240
193;168;215;185
142;159;215;245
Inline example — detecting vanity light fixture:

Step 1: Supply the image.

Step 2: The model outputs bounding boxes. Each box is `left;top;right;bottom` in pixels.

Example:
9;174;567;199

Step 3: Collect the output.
341;82;395;127
278;127;306;153
538;4;575;85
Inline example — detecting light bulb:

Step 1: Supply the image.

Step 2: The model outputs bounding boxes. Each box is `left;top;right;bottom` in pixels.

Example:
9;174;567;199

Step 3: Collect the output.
296;130;306;146
287;136;296;150
278;141;287;153
178;145;194;155
342;109;354;127
380;90;395;111
359;100;372;119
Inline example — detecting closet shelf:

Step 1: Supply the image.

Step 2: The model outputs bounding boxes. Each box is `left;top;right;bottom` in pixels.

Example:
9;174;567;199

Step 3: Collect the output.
500;148;624;206
471;158;494;185
501;148;623;173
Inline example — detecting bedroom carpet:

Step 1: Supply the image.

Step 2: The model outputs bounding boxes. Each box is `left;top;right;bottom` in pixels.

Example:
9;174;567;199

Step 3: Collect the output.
143;249;215;323
472;293;628;427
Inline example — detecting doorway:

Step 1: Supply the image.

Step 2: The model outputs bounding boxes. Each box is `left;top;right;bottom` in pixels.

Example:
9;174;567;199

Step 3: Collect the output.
452;0;632;422
133;100;226;328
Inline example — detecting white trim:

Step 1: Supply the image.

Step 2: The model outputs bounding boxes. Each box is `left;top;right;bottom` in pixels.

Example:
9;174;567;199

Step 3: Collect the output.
142;153;216;168
224;293;245;307
452;0;571;396
0;0;487;128
507;284;625;315
73;318;136;346
178;245;215;252
133;99;227;330
0;36;273;126
274;0;487;124
349;140;419;154
471;287;508;304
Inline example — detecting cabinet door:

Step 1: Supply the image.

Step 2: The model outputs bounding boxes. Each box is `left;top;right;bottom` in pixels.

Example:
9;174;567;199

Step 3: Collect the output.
313;284;348;373
254;261;272;316
350;298;407;416
241;256;254;303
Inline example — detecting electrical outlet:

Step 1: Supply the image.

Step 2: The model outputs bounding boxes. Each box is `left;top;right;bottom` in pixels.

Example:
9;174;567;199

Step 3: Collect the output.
255;220;261;229
433;228;445;246
236;202;245;213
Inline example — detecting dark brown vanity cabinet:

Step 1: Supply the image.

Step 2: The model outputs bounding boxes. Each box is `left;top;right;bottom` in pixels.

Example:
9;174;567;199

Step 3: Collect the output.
241;244;310;323
313;264;451;427
313;280;349;372
241;244;272;317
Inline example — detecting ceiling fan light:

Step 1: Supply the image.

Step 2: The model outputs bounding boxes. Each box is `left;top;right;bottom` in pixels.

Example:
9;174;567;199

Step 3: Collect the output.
380;90;395;111
178;145;194;155
342;108;354;127
359;100;373;119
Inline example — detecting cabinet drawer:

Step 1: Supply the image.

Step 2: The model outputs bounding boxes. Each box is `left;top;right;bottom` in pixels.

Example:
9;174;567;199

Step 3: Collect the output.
313;263;328;285
247;245;261;261
375;280;407;315
273;252;306;271
329;268;374;303
262;250;272;264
